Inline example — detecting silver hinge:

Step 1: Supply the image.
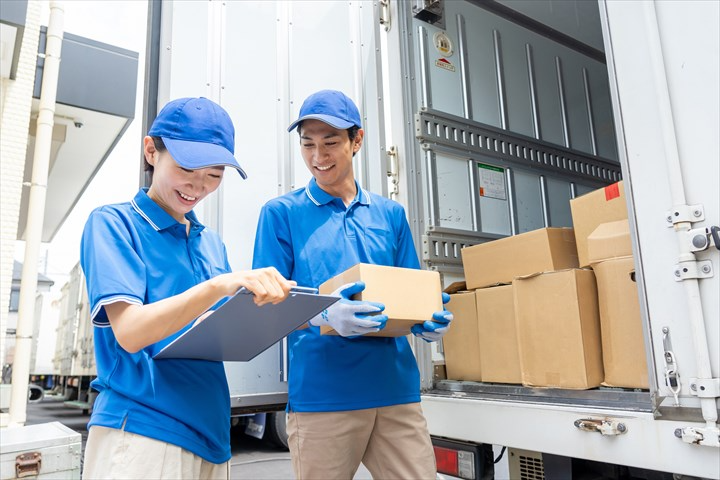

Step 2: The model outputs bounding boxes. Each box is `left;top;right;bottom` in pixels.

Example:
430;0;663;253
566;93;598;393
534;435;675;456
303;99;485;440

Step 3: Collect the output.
674;426;720;448
673;260;714;281
386;146;399;197
666;204;705;226
689;378;720;398
378;0;391;32
574;418;628;436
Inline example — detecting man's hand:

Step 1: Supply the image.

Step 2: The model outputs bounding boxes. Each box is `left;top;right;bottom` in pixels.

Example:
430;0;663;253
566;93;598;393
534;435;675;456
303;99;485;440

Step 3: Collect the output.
310;282;388;337
411;292;453;342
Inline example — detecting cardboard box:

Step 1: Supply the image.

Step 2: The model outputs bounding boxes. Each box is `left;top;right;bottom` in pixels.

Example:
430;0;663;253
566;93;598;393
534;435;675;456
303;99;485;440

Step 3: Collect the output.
461;228;579;290
592;257;649;389
587;219;633;263
476;285;522;384
570;181;628;267
443;290;482;381
318;263;442;337
513;269;604;389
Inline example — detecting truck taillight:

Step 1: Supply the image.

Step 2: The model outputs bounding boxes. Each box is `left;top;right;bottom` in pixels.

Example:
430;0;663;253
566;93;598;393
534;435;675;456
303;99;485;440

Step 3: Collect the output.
432;436;493;480
434;445;461;477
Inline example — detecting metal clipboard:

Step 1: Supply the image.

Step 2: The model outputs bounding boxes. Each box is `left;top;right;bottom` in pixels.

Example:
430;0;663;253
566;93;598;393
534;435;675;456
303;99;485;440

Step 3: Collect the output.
153;287;337;362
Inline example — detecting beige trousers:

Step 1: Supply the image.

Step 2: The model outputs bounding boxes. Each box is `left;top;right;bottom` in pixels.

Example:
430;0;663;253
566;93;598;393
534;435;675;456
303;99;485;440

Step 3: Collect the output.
82;426;230;480
287;403;436;480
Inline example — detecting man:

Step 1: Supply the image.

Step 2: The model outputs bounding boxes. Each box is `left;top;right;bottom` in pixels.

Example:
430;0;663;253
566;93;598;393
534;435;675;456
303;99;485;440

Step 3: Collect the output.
253;89;453;479
80;97;294;479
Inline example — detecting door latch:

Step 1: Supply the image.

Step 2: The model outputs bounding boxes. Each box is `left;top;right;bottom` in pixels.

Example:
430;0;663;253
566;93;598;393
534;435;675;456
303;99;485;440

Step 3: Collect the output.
386;146;399;198
574;418;628;436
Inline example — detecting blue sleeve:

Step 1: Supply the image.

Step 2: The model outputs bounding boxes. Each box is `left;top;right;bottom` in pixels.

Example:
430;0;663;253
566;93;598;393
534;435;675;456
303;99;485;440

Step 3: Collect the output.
393;204;421;270
80;208;146;326
252;202;294;279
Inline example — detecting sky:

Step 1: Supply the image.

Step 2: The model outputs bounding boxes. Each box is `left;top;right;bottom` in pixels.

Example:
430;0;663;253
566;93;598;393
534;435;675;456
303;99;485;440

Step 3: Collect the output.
15;0;149;292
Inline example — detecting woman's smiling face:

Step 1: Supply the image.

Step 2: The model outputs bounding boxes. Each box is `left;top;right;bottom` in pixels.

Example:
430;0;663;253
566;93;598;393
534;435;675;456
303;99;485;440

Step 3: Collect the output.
145;138;224;223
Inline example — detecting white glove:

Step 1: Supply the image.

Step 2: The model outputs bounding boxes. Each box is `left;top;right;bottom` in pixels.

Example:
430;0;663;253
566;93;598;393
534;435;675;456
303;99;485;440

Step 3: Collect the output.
309;282;388;337
411;293;453;342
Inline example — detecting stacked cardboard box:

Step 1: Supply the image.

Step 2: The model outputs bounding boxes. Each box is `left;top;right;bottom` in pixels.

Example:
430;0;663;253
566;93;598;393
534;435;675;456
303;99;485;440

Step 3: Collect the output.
441;181;648;391
460;227;605;389
513;269;603;389
570;181;628;268
443;282;482;382
587;219;649;388
476;285;521;384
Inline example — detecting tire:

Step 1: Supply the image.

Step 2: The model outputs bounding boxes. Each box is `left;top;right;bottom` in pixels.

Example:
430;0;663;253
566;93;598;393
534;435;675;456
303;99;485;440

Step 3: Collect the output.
264;411;289;450
28;384;44;403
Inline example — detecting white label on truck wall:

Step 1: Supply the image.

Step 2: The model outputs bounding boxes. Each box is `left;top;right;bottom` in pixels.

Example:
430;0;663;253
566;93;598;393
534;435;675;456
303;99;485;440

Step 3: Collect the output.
477;163;506;200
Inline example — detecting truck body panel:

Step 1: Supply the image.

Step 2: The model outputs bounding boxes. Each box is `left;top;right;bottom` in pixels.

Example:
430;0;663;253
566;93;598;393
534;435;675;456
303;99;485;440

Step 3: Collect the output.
142;0;719;475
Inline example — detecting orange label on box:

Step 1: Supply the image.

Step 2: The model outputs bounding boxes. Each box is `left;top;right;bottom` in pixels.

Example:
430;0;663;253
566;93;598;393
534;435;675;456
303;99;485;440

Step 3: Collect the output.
605;183;620;201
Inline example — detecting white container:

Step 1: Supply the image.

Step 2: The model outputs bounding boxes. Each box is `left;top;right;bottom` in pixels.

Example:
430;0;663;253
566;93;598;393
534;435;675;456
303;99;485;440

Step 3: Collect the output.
0;422;81;479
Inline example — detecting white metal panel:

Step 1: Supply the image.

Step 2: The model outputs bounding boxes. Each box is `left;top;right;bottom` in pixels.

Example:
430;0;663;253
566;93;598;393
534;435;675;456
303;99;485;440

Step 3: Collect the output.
433;152;475;231
422;395;720;478
602;0;720;409
512;170;544;233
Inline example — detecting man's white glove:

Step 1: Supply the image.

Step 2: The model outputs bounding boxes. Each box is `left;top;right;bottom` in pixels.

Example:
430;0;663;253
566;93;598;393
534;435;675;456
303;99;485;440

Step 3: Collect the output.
309;282;388;337
411;292;453;342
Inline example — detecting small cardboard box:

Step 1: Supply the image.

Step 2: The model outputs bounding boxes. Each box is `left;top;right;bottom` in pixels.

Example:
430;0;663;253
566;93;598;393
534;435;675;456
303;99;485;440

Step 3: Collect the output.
513;269;604;389
318;263;442;337
587;219;632;263
443;286;482;382
461;228;579;290
592;257;649;389
570;181;628;268
476;285;522;384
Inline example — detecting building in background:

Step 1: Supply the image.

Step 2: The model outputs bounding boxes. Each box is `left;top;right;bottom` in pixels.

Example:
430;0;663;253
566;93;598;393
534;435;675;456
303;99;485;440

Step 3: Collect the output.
0;0;139;380
3;261;54;379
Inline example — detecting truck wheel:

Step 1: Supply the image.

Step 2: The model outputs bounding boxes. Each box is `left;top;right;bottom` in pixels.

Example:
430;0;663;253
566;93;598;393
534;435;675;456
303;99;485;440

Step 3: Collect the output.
264;411;289;450
28;384;44;403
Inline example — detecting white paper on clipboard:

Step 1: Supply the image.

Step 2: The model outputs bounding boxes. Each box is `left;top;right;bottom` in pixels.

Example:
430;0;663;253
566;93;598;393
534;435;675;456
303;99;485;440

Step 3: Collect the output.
153;287;337;362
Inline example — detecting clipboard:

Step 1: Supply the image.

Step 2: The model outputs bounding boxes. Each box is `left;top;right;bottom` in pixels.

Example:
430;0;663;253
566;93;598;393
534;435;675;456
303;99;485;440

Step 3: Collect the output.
153;287;338;362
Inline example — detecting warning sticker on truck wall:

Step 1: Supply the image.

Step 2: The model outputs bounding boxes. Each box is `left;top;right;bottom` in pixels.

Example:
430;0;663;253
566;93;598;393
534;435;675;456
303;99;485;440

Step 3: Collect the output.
477;163;506;200
435;58;456;72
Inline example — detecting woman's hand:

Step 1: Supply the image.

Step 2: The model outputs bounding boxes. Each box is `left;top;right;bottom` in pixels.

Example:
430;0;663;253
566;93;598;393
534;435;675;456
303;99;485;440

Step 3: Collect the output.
215;267;296;306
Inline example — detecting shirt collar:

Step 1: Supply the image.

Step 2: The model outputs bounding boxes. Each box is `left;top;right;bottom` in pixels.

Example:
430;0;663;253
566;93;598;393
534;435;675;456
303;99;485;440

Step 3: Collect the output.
305;178;371;207
131;188;205;232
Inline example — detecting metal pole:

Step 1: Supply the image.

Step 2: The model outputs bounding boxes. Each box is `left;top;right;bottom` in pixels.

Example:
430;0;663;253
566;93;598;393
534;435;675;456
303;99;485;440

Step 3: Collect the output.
9;0;65;428
643;1;717;427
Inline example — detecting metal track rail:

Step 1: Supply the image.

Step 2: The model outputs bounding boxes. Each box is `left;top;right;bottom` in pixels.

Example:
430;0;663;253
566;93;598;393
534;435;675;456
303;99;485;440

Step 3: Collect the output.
415;108;622;183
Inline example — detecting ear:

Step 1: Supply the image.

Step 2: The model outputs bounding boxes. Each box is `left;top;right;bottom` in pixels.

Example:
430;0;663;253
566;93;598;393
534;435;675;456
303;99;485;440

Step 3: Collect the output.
143;136;157;166
353;129;365;152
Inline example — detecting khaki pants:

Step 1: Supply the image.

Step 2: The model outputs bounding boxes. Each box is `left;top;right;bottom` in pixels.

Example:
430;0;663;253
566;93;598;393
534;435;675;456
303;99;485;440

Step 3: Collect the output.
288;403;436;480
82;426;230;480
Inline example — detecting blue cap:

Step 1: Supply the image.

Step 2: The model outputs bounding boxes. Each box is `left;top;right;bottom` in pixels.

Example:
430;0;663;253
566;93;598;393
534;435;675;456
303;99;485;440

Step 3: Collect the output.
287;90;362;132
148;97;247;179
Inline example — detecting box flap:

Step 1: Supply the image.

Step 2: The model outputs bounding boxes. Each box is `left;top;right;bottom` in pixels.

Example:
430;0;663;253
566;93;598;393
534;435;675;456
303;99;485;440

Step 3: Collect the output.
587;219;633;263
570;181;628;267
444;281;467;294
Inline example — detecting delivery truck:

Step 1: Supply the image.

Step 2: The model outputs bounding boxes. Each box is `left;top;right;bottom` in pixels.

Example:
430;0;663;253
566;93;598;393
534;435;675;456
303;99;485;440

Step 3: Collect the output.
140;0;718;477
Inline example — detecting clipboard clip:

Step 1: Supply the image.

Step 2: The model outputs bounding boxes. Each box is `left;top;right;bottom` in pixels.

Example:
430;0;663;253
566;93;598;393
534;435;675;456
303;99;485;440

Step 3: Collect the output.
236;286;319;295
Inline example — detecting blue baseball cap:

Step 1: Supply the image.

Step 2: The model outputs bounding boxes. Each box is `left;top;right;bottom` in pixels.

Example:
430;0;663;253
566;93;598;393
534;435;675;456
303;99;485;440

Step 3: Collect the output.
148;97;247;179
287;90;363;132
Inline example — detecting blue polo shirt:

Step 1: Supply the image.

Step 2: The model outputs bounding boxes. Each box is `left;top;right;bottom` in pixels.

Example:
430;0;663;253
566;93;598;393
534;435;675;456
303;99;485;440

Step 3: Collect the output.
252;178;421;412
80;188;231;463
